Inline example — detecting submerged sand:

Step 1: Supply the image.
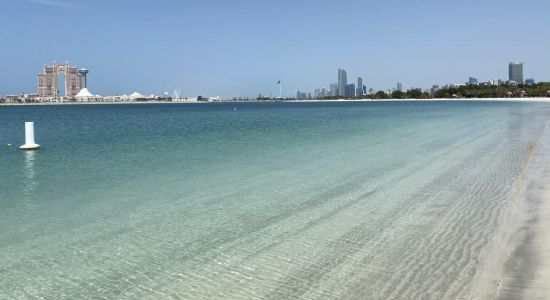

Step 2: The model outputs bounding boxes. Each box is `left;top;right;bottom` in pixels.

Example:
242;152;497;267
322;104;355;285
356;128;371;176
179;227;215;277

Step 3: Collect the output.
495;123;550;299
1;100;549;299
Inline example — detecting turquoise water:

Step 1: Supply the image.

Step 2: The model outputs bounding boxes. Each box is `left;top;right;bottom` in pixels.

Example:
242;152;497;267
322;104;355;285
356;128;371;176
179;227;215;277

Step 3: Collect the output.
1;101;549;299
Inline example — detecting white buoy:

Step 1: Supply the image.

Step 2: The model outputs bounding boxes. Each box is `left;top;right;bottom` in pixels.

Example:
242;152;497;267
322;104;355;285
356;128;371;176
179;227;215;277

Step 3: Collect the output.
20;122;40;150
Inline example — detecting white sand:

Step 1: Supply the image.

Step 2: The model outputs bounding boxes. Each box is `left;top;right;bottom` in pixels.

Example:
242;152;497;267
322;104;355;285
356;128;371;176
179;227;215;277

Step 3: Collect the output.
493;122;550;299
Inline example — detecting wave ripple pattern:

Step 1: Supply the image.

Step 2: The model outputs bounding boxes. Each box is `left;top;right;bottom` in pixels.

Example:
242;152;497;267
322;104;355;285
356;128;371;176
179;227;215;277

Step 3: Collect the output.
1;101;549;299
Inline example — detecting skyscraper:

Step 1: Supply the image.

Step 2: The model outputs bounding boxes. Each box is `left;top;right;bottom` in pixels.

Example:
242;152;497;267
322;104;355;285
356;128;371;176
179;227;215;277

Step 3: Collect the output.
330;83;338;97
321;87;327;98
509;62;524;83
345;84;355;97
357;77;363;97
397;82;403;92
338;69;347;97
37;60;88;97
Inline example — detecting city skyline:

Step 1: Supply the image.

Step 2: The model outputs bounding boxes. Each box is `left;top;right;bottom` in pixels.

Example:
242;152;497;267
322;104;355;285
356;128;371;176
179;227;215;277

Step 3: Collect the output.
295;62;533;100
1;0;549;97
3;60;541;100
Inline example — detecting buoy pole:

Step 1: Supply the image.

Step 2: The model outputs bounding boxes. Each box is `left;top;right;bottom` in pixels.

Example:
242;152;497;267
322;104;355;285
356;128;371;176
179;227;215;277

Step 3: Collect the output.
20;122;40;150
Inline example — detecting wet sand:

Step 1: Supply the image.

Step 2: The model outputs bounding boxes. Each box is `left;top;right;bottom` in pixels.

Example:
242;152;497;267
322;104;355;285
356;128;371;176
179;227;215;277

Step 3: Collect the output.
497;124;550;299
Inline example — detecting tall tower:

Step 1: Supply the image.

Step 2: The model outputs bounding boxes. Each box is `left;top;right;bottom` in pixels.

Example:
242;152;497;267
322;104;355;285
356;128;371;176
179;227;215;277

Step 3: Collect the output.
357;77;363;97
78;69;89;89
509;62;524;83
38;62;58;97
397;82;403;92
37;60;88;97
64;63;81;97
338;69;347;97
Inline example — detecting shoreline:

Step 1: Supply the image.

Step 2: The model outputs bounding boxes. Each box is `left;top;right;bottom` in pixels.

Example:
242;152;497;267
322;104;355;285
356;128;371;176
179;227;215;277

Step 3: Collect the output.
495;121;550;299
289;97;550;103
2;97;550;106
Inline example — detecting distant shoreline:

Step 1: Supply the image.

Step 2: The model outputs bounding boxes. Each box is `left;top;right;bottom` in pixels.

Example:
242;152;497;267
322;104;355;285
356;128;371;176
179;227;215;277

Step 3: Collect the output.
289;97;550;103
2;98;550;106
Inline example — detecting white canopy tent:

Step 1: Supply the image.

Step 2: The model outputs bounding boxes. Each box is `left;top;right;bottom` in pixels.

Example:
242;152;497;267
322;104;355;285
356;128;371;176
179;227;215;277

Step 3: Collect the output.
75;88;94;98
129;92;146;100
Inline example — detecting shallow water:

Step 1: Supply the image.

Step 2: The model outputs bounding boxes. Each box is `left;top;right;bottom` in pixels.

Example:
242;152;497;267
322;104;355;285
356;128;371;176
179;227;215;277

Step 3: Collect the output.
1;101;549;299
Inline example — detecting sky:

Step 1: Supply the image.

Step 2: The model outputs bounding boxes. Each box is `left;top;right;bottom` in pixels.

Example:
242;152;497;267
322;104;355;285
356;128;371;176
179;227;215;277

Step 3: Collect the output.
0;0;549;97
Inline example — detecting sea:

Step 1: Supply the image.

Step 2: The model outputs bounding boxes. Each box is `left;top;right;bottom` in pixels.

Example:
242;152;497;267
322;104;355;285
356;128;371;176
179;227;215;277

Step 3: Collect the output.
1;101;549;299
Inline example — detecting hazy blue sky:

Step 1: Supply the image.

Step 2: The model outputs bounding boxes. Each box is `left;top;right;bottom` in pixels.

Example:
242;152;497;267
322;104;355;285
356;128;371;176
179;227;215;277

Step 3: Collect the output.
1;0;549;97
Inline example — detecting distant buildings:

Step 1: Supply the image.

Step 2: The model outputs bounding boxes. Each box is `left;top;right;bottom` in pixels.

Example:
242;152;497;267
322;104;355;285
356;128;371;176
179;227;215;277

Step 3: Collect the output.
314;87;329;99
430;85;440;96
296;91;308;99
37;60;89;97
490;79;502;86
345;84;355;97
338;69;347;97
329;83;338;97
357;77;364;97
301;70;364;98
287;61;536;101
509;62;524;83
396;82;403;92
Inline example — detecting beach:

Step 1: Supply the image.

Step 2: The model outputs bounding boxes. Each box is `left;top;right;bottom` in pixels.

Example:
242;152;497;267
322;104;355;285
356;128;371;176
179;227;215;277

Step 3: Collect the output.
495;121;550;299
1;101;549;299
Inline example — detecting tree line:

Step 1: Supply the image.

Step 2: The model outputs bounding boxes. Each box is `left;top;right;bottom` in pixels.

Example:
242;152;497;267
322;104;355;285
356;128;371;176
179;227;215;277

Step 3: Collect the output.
258;82;550;100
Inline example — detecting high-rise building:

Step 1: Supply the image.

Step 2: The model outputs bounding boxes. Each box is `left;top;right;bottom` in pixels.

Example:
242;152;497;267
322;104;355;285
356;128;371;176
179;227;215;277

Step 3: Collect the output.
338;69;347;97
79;69;89;88
37;60;87;97
357;77;363;96
490;79;502;86
397;82;403;92
321;87;327;98
330;83;338;97
509;62;524;83
345;84;355;97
